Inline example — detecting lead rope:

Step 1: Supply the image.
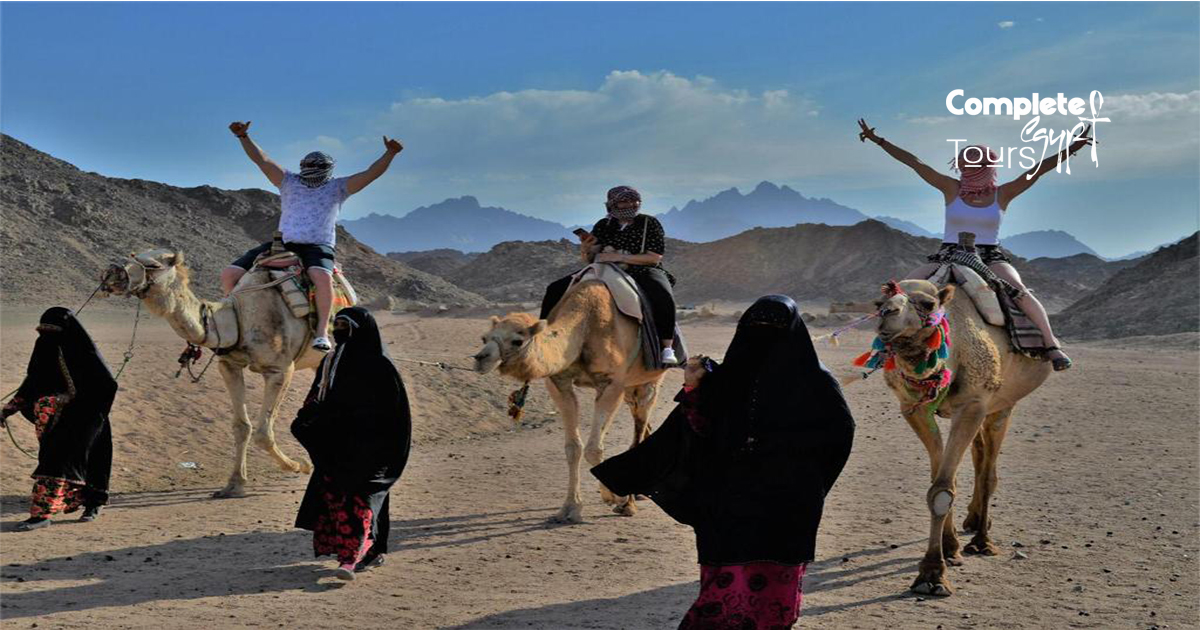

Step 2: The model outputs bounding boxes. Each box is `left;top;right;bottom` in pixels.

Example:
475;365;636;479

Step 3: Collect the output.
0;387;36;459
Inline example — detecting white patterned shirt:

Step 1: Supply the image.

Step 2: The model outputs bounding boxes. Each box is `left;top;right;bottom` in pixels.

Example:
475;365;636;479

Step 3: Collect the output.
277;171;350;246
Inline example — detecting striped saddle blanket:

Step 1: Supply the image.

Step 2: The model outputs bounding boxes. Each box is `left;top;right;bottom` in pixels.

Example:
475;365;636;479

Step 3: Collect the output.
933;248;1047;357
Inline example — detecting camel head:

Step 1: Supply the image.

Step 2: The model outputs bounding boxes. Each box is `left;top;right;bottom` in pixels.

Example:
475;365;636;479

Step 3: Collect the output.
875;279;955;344
99;249;188;299
473;312;546;375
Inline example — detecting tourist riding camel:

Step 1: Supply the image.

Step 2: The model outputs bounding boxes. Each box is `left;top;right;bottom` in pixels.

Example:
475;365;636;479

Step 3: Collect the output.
222;121;404;352
857;118;1095;371
540;185;680;365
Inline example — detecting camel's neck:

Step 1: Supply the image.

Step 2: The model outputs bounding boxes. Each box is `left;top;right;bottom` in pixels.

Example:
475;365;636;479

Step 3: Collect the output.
503;309;589;382
141;274;219;346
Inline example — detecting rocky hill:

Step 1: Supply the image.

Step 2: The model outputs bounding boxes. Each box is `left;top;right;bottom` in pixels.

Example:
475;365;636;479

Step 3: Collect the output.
342;196;569;253
388;249;479;278
1052;233;1199;340
1000;229;1100;259
404;220;1091;310
1026;253;1139;298
0;135;484;308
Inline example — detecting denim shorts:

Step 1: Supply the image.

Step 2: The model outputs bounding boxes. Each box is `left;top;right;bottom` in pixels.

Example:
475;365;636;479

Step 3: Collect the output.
231;241;336;272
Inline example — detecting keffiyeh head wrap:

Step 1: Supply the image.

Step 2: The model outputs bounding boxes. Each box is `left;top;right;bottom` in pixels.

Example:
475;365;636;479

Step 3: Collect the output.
950;145;998;198
298;151;336;188
606;185;642;221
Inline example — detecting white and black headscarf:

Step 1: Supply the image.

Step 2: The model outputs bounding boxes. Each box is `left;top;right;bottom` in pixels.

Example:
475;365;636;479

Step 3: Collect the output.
298;151;336;188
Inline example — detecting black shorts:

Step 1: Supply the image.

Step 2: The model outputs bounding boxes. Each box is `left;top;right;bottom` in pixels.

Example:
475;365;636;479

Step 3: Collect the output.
230;241;336;273
927;243;1012;266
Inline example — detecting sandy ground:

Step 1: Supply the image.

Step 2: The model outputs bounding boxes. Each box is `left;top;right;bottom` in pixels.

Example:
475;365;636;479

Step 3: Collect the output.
0;306;1197;629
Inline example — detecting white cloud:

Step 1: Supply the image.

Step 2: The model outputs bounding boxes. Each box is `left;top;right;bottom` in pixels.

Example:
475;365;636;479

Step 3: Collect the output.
998;21;1016;29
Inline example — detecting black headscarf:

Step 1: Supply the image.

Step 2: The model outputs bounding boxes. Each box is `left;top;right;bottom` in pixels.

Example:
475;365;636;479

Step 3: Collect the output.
292;307;411;498
12;308;117;502
592;295;855;565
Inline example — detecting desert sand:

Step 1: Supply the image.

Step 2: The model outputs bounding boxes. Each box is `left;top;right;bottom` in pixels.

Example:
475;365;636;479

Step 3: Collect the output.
0;306;1196;629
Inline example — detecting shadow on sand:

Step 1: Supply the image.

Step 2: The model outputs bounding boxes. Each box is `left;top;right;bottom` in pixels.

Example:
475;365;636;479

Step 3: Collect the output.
447;538;930;628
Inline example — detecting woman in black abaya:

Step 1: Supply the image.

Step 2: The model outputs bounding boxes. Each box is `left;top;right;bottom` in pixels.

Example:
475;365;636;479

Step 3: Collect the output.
2;307;117;531
592;295;855;629
292;307;412;580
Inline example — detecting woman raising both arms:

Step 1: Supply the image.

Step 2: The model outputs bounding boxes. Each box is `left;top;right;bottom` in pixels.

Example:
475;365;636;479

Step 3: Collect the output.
857;119;1095;371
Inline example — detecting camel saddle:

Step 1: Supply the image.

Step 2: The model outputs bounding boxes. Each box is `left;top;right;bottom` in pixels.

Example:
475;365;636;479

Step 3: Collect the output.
567;263;687;370
201;251;358;351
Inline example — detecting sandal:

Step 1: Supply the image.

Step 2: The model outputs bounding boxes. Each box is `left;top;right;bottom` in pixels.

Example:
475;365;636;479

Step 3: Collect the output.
1046;347;1072;372
80;506;102;522
354;551;385;573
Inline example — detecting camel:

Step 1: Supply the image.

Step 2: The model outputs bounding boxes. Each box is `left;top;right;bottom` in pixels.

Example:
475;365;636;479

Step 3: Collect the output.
99;249;320;498
873;278;1050;596
472;279;668;523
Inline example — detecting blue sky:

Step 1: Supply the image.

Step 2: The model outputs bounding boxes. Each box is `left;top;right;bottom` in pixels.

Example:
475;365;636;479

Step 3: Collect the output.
3;2;1197;257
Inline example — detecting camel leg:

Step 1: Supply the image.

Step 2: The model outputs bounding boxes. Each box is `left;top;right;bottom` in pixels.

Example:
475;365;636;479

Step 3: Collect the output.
902;409;962;566
544;376;584;524
964;408;1013;556
624;382;659;448
213;362;252;499
911;401;987;597
252;367;310;475
963;433;988;533
586;382;635;516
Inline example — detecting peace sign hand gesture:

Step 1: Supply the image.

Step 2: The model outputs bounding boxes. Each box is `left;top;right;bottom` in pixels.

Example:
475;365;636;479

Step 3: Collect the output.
858;118;880;144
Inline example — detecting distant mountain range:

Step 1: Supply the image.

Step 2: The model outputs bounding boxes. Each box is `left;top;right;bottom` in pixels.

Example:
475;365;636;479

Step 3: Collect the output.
341;181;1155;261
341;196;567;254
656;181;868;242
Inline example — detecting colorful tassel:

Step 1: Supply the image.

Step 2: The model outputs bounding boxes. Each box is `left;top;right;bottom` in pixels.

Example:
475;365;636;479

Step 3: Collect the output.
884;355;896;370
853;351;872;367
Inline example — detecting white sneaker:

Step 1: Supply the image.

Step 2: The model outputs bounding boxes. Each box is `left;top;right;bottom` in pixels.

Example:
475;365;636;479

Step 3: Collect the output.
312;336;332;352
660;347;678;365
335;563;356;581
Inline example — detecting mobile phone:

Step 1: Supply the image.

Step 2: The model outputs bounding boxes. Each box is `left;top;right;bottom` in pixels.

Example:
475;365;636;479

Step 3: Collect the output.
573;228;591;240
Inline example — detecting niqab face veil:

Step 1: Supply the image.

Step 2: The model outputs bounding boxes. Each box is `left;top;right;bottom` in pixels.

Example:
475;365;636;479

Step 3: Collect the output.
18;307;116;413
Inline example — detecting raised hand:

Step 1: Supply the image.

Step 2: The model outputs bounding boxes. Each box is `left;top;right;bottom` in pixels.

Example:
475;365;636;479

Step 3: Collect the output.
383;136;404;154
858;118;880;143
229;121;251;138
1069;124;1094;153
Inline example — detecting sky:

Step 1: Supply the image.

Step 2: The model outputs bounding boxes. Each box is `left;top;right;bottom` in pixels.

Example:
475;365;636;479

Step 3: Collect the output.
2;2;1198;258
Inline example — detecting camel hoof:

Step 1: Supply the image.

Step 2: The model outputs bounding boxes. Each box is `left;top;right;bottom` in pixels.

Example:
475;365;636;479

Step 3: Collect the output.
910;574;954;597
212;487;247;499
548;505;584;525
295;460;313;475
613;500;637;517
945;553;965;567
964;540;1000;556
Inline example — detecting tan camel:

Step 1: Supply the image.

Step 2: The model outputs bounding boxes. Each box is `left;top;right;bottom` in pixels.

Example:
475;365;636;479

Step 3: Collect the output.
874;279;1050;596
100;249;320;498
472;280;667;523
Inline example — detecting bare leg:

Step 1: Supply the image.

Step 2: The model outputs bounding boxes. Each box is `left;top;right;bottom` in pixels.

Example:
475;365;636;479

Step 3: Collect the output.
221;266;247;296
988;263;1070;366
308;268;334;340
214;361;252;498
545;376;584;524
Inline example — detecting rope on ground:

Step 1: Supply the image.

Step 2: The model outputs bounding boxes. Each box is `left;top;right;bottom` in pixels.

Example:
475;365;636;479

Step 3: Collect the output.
392;356;477;372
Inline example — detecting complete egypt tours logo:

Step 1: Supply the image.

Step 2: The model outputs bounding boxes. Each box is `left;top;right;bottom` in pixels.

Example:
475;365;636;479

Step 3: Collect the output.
944;89;1110;176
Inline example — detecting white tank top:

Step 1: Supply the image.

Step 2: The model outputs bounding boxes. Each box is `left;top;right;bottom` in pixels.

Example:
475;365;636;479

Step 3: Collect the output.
943;196;1002;245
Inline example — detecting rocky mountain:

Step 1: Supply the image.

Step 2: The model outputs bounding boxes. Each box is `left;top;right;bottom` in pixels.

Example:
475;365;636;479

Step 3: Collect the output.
655;181;868;242
1026;253;1139;296
408;220;1090;310
342;196;569;254
1052;233;1199;340
1000;229;1100;259
875;216;939;238
387;249;479;278
0;135;484;308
